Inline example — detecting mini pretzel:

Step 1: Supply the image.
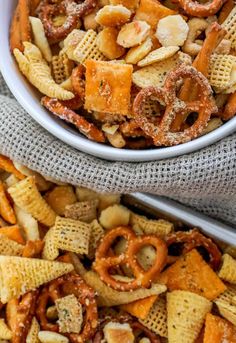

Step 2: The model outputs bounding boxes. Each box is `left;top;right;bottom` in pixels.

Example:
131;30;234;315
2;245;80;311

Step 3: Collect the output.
93;226;167;291
36;273;98;342
165;229;222;270
39;0;97;43
133;65;216;146
7;291;38;343
71;65;85;101
177;0;225;17
41;96;105;143
172;22;225;131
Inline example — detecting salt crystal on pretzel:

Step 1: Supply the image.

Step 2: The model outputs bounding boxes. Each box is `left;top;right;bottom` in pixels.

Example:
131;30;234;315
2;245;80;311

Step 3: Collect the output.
219;254;236;284
222;6;236;49
125;37;153;64
130;213;174;237
0;256;74;303
95;5;131;26
13;42;74;100
51;53;74;84
214;285;236;326
53;216;91;255
65;199;98;223
138;46;179;67
0;319;12;340
29;16;52;62
139;297;168;338
26;317;40;343
0;234;23;257
56;295;83;334
8;176;56;227
208;54;236;92
167;290;212;343
73;30;106;65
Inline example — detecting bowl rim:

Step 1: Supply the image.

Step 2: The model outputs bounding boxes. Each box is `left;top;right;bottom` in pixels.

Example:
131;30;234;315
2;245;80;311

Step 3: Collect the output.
1;0;236;162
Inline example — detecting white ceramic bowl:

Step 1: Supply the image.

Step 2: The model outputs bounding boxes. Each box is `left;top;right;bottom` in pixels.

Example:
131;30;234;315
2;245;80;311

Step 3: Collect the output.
1;0;236;162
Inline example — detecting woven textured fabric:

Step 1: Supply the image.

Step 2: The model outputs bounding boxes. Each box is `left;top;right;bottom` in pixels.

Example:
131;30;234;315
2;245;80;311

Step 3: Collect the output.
0;72;236;225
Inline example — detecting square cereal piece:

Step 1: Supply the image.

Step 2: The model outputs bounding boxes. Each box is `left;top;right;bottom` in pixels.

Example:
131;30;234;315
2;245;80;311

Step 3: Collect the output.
85;60;133;115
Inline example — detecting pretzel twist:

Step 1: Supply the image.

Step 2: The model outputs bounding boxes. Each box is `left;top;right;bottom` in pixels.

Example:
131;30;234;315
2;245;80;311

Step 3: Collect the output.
36;273;98;342
177;0;225;17
133;65;216;146
39;0;97;43
93;226;167;291
7;291;38;343
71;65;86;101
166;229;222;269
42;96;105;143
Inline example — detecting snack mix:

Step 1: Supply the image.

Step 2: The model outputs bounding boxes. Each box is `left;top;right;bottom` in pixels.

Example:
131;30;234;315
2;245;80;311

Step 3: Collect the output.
10;0;236;149
0;153;234;342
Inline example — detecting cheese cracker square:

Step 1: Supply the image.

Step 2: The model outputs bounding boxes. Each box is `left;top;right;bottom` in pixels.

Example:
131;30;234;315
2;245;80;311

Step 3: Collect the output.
85;60;133;115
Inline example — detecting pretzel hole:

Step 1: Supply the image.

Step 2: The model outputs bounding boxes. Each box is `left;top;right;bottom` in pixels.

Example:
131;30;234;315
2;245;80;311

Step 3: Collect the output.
168;242;211;264
185;111;199;126
52;14;67;27
137;245;157;271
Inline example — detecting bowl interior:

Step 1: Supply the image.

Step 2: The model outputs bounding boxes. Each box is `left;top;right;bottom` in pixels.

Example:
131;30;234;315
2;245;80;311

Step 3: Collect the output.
1;0;236;162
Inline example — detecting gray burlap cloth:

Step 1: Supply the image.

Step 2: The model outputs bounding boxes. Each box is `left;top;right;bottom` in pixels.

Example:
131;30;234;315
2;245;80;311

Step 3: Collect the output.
0;72;236;225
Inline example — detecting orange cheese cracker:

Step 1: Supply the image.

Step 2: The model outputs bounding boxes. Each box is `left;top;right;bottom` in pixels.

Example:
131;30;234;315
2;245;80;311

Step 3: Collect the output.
134;0;176;29
85;60;133;115
158;249;226;300
0;225;25;245
203;313;236;343
121;295;157;319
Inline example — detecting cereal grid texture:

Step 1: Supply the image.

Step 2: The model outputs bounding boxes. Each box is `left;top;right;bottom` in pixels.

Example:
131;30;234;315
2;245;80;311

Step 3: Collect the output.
0;73;236;225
